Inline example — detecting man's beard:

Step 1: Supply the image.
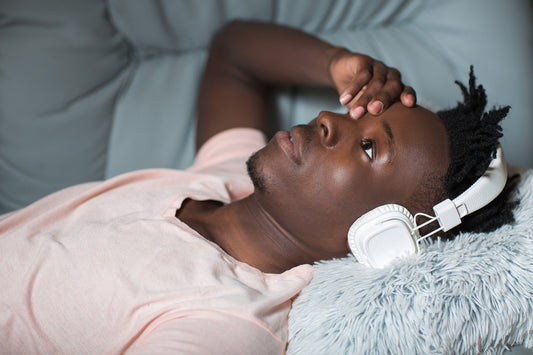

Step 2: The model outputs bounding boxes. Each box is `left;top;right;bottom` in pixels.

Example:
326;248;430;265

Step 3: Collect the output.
246;151;267;193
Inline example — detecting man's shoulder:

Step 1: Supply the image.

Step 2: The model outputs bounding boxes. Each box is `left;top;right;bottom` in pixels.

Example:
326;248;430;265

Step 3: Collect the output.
191;128;266;172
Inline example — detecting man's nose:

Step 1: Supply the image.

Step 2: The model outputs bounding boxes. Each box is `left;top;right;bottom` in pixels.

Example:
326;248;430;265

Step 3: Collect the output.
316;111;347;148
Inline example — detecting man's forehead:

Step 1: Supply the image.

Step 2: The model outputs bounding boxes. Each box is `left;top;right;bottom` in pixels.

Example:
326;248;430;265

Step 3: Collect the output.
382;103;449;170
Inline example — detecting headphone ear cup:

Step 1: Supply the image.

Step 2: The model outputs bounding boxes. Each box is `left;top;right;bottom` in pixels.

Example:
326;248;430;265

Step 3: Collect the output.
347;204;420;268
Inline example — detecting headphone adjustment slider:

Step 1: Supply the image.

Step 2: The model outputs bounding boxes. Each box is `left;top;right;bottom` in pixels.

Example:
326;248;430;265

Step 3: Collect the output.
433;199;462;232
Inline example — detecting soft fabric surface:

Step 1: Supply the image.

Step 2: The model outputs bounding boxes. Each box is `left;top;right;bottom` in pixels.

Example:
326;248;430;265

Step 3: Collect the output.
0;0;131;213
288;168;533;355
3;0;532;213
0;129;313;354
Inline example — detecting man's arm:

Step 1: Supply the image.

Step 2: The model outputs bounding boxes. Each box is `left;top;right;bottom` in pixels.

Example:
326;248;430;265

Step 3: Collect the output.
125;312;286;355
197;20;415;150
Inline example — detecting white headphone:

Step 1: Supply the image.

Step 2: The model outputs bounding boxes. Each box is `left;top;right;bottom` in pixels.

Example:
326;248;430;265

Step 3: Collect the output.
347;146;508;268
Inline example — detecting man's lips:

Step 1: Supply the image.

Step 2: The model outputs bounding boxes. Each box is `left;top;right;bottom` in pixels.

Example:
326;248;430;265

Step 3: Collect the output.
275;129;301;164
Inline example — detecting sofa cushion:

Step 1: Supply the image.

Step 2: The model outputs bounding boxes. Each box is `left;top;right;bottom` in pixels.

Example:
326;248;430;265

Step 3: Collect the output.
105;0;533;179
105;54;202;176
0;0;131;213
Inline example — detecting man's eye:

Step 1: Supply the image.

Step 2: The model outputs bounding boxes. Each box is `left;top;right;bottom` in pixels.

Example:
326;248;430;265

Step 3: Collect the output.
361;139;374;160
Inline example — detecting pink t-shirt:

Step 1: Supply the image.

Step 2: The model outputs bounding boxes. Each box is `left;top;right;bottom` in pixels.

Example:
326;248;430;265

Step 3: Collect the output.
0;128;314;355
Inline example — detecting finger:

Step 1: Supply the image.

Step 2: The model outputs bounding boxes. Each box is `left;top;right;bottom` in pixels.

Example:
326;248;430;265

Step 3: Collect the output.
400;86;417;107
367;69;403;115
339;67;372;106
349;62;387;118
345;86;367;118
352;85;367;103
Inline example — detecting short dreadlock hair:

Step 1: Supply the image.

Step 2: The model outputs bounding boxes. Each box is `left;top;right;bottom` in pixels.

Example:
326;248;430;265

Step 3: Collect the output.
436;66;519;238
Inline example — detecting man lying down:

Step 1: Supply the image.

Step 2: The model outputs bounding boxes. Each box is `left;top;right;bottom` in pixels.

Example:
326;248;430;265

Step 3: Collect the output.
0;21;518;354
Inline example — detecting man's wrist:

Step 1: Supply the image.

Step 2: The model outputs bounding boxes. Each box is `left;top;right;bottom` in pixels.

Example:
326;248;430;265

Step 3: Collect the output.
327;47;351;87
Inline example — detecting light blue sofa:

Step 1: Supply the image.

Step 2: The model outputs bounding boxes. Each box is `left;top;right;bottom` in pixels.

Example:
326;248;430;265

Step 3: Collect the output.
1;0;532;214
1;1;532;352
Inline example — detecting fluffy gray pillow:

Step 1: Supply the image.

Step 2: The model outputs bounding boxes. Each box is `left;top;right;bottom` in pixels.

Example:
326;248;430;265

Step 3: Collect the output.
288;169;533;355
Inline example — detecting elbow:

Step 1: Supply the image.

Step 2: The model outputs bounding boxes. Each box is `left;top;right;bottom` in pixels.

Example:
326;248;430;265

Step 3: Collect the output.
213;20;251;42
209;20;259;57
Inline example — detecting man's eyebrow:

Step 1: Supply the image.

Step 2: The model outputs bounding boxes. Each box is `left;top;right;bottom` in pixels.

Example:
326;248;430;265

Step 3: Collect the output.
381;120;395;164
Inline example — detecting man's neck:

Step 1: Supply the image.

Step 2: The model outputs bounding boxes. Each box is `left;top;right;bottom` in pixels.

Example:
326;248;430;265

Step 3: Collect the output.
176;195;317;273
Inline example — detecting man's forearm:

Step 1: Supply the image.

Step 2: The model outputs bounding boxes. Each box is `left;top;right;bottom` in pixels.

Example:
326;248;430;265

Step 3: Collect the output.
196;20;415;149
209;20;340;88
196;21;341;148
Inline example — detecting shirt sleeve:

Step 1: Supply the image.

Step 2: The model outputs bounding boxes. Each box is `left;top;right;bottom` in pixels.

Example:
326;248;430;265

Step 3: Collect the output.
189;128;266;174
125;311;284;355
186;128;266;201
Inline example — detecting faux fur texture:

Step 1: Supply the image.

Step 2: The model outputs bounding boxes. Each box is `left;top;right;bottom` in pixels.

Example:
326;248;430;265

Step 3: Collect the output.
288;169;533;355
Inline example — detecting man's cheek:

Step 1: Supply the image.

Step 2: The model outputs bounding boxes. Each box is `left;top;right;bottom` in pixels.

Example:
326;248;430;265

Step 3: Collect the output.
308;167;365;211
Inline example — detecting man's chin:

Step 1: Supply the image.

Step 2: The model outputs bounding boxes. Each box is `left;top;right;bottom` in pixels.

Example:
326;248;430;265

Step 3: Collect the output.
246;151;267;193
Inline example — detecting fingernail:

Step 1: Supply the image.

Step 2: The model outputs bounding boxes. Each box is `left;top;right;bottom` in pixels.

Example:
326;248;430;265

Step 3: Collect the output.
340;94;352;105
402;93;415;106
369;100;384;114
351;106;365;119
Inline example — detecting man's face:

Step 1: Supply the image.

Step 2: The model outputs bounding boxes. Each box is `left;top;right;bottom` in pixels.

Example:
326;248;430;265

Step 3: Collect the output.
247;102;450;260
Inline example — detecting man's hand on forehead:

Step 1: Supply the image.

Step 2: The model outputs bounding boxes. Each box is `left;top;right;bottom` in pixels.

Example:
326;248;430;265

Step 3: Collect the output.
329;49;417;119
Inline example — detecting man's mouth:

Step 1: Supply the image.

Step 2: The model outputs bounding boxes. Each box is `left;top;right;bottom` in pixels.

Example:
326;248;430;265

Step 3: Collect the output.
276;130;300;164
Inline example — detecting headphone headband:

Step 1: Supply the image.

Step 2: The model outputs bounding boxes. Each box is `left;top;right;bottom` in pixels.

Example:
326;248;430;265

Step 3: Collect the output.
433;146;507;232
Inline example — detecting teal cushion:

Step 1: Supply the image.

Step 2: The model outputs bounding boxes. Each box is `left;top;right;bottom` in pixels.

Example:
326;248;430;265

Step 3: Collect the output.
106;0;532;179
107;0;272;56
106;54;203;176
3;0;530;212
0;0;132;213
